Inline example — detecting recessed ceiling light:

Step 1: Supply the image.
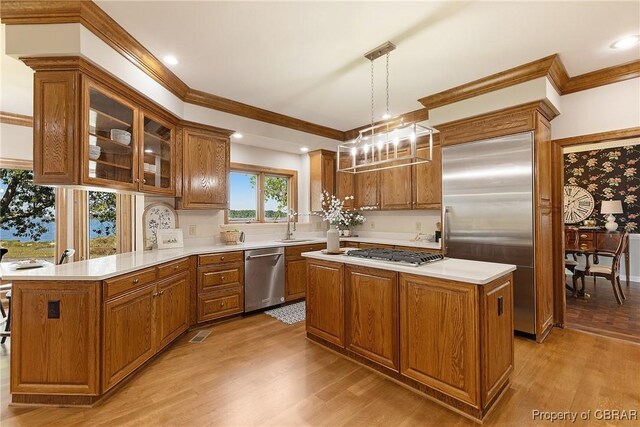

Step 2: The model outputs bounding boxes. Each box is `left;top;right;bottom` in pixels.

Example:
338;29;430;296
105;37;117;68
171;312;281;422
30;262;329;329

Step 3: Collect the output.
381;113;391;120
232;132;243;139
163;55;178;66
144;149;153;154
300;147;309;153
610;35;640;50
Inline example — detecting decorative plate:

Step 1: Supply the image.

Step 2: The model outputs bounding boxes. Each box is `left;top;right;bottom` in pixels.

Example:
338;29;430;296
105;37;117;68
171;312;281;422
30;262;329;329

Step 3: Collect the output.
563;185;595;224
143;202;179;250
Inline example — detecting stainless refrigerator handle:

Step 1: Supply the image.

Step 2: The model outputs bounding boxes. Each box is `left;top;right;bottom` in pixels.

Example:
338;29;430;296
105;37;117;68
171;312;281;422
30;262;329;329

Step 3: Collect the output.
246;253;283;260
443;206;450;256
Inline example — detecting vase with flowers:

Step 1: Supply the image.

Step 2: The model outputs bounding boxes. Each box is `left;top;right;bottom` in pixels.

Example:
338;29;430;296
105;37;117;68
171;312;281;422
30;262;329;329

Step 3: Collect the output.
314;191;367;252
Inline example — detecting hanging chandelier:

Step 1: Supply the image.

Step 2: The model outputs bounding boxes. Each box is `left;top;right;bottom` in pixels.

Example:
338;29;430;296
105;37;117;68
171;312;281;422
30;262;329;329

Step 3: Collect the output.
337;41;438;174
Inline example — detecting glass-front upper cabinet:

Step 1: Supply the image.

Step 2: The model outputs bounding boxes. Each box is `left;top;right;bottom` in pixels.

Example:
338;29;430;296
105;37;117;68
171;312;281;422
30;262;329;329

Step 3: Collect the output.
140;112;174;194
86;81;137;190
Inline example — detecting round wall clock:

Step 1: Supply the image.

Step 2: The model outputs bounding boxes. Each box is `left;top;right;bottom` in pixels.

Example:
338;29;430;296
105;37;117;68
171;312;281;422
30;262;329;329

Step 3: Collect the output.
563;185;595;224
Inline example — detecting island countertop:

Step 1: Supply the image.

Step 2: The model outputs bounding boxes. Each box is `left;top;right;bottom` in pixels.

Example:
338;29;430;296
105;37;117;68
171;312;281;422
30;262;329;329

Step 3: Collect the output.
301;250;516;285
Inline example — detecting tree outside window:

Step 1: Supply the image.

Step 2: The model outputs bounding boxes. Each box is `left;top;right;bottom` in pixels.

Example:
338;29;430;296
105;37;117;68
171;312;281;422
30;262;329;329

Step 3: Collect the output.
88;191;117;259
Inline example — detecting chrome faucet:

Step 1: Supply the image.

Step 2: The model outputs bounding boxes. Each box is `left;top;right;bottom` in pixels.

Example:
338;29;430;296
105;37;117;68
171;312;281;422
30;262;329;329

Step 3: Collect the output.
285;211;296;240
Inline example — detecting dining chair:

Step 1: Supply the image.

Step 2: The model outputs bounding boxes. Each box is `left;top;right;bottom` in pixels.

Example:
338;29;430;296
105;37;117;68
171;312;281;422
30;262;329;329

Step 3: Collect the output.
573;231;628;305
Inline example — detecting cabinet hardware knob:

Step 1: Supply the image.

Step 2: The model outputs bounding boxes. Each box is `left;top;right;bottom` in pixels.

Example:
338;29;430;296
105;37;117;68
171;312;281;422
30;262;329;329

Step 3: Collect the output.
220;302;225;307
160;290;164;295
220;256;225;260
135;179;140;183
142;179;146;184
133;279;139;284
221;276;225;281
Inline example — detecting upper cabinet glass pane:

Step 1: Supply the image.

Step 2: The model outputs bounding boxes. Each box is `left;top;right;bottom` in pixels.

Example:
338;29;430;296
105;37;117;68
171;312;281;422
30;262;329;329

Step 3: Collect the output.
142;116;173;191
87;88;134;185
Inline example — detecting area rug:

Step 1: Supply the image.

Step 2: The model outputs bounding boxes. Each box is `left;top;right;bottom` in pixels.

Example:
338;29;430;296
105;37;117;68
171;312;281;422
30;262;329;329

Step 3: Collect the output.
264;302;305;325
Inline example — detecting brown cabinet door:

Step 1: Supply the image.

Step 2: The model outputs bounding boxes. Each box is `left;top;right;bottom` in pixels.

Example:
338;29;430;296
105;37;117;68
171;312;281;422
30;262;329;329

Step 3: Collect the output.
481;276;514;405
33;71;80;185
413;144;442;209
380;157;413;210
306;260;344;347
309;150;336;211
336;155;355;210
399;274;479;406
103;284;156;392
535;208;554;339
285;258;307;301
355;168;379;209
139;111;175;195
156;272;190;350
345;266;399;370
181;128;229;209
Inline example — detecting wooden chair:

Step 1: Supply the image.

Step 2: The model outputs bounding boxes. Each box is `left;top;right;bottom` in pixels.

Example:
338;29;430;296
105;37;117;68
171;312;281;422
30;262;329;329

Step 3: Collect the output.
573;231;628;305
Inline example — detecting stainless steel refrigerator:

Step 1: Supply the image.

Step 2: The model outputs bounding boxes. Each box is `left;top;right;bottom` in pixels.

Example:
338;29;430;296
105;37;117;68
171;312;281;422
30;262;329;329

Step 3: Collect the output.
441;132;536;335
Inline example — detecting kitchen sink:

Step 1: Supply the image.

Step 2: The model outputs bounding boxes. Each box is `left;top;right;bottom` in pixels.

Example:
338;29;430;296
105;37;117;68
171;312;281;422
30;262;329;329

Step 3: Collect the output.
278;238;316;243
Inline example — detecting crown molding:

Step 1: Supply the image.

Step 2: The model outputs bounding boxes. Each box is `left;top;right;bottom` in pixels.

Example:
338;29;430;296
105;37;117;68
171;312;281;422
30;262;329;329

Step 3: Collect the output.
343;108;429;141
552;127;640;147
561;60;640;95
0;111;33;127
184;89;346;141
1;0;346;141
418;55;558;110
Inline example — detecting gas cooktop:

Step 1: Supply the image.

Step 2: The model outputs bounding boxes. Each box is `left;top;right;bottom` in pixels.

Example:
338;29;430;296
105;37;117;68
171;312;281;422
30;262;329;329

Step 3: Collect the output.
346;248;445;267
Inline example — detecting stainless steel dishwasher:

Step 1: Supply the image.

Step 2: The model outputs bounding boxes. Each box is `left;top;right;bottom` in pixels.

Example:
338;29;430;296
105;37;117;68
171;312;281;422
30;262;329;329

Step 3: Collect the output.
244;247;285;312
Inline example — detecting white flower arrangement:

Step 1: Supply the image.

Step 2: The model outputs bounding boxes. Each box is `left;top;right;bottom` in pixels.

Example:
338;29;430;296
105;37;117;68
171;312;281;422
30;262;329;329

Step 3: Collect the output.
314;191;368;228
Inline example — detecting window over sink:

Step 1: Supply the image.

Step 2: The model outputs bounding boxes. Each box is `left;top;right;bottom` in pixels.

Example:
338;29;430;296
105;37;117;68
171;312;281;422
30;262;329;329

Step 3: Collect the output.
227;163;297;224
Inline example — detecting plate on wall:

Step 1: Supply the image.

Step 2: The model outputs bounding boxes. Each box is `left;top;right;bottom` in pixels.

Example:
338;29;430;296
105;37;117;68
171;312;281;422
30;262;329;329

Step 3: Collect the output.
143;202;179;250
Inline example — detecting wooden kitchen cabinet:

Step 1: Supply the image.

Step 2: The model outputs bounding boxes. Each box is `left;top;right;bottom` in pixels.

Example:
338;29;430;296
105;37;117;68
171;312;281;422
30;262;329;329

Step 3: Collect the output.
284;243;325;301
176;126;231;209
345;266;399;370
309;150;336;211
306;259;345;347
379;150;413;210
139;111;175;195
355;167;380;209
413;143;442;209
156;271;190;350
196;251;244;323
103;283;157;391
336;154;355;210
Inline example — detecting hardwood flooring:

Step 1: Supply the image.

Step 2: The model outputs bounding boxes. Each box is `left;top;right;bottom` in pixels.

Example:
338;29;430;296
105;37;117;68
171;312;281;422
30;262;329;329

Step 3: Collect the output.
566;278;640;344
1;314;639;426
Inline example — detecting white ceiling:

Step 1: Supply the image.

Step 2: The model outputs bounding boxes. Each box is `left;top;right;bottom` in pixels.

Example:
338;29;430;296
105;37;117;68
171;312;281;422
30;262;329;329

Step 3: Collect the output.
94;0;640;131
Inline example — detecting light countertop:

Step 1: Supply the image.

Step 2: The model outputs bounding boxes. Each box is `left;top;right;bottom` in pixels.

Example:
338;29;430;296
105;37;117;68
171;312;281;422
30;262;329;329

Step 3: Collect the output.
0;236;441;281
302;251;515;285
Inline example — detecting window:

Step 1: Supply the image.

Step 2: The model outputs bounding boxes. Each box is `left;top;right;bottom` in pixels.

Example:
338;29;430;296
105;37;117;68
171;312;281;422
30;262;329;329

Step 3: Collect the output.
88;191;117;259
0;167;56;262
227;164;297;223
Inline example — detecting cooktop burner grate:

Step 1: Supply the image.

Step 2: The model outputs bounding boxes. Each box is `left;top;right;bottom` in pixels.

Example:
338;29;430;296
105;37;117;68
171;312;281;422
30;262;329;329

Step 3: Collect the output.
346;248;444;266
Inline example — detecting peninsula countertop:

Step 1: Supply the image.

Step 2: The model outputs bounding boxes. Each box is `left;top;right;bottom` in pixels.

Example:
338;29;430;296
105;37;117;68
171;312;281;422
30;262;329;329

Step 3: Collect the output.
0;236;441;281
301;250;516;285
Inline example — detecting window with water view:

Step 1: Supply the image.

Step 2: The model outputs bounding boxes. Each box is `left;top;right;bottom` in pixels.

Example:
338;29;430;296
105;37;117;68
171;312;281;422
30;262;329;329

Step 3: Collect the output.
0;168;56;262
88;190;117;259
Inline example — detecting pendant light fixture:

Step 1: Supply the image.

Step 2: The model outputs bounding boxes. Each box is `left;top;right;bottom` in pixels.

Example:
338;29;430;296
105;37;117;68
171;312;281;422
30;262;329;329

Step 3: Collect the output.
337;41;438;174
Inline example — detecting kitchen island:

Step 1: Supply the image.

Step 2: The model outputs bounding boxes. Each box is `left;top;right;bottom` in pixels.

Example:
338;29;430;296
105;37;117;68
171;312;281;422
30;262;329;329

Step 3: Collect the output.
302;251;515;423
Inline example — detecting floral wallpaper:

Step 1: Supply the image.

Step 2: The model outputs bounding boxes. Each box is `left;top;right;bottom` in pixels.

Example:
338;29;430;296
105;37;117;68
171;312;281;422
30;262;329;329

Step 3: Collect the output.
565;144;639;232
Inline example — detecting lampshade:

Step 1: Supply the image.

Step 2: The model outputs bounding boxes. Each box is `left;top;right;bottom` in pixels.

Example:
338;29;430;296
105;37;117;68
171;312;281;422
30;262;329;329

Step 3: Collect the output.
600;200;623;214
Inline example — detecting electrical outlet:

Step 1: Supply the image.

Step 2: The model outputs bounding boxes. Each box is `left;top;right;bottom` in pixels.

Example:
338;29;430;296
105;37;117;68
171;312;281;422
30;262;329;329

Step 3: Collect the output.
415;222;422;232
188;225;197;236
369;221;375;229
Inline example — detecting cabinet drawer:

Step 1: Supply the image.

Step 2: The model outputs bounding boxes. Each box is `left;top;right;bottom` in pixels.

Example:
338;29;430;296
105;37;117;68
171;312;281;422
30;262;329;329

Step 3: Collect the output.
198;287;243;322
285;243;326;258
157;257;190;279
341;241;360;248
199;266;242;292
578;232;594;241
104;267;157;300
198;251;243;266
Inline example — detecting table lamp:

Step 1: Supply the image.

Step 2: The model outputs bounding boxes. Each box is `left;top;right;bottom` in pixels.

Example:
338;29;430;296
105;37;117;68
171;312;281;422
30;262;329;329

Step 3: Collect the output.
600;200;623;231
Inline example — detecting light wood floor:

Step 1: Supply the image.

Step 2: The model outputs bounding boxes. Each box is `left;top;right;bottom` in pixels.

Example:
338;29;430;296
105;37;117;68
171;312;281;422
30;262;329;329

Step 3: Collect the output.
1;314;639;426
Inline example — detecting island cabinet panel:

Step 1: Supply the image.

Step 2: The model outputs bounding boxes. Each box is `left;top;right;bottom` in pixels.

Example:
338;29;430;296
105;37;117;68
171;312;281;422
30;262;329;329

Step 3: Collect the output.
399;274;480;406
345;266;399;370
177;127;230;209
103;284;157;392
306;260;345;347
480;276;514;406
10;281;100;395
156;271;190;350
